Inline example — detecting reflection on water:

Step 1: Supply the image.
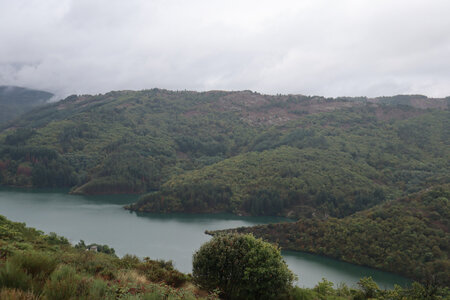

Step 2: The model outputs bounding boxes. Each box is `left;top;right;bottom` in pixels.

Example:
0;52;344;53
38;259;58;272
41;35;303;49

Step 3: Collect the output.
0;189;410;288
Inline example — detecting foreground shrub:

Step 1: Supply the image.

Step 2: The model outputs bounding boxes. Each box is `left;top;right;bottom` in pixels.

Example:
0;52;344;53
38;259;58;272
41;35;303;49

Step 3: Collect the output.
289;286;317;300
43;265;81;300
9;251;59;294
11;251;58;278
137;259;188;287
0;288;38;300
87;278;109;300
313;278;335;299
59;250;118;277
356;277;380;299
192;233;294;299
0;262;32;291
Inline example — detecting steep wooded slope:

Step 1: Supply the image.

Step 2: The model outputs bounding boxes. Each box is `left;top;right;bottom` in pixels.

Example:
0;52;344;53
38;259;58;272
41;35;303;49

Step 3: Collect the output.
129;107;449;218
210;186;450;286
0;89;448;219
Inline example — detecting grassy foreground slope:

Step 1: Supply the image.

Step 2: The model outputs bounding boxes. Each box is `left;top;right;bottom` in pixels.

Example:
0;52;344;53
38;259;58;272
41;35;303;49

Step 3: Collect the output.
0;214;216;299
211;186;450;286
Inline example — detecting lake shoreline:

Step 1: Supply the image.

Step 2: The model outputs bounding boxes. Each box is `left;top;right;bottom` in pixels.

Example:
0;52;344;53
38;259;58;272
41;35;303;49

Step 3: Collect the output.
0;189;411;288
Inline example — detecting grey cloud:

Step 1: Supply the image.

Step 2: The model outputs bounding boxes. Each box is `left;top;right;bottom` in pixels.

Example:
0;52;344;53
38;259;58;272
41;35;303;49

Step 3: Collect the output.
0;0;449;99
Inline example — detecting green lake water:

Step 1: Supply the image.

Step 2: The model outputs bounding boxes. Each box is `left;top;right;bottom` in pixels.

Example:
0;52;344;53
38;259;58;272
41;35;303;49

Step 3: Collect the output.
0;189;411;289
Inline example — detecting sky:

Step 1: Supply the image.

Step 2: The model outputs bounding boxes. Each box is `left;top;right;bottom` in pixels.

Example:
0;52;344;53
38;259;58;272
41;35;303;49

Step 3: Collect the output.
1;0;450;99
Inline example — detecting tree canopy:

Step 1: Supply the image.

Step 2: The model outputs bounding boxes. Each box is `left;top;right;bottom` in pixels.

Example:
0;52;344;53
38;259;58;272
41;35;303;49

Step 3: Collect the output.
192;233;295;299
214;186;450;287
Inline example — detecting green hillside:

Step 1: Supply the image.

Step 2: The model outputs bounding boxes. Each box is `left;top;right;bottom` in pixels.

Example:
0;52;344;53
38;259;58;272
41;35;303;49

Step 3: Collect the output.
0;90;448;219
0;88;448;295
211;186;450;286
0;90;257;192
129;107;449;218
0;86;54;125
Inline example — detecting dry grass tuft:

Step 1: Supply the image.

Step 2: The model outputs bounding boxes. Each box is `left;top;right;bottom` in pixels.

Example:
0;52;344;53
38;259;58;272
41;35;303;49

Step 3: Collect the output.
116;270;148;285
0;288;38;300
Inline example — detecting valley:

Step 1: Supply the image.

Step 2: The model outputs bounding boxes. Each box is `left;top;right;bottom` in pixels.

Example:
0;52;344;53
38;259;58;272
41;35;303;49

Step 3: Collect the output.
0;88;448;297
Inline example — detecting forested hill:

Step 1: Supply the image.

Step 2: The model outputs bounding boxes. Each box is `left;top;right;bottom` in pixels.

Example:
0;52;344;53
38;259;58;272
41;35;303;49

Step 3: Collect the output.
210;185;450;286
0;89;448;218
0;86;54;125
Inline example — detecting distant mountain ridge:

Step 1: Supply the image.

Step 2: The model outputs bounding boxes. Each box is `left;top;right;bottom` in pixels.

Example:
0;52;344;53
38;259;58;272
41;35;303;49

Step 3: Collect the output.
0;86;54;125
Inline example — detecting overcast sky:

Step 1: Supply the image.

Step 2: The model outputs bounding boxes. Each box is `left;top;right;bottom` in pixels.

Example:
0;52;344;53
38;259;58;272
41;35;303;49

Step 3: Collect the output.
1;0;450;99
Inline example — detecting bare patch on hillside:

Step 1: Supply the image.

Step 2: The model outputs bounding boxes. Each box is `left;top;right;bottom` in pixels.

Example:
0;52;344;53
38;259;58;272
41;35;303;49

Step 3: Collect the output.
214;92;365;126
374;107;425;121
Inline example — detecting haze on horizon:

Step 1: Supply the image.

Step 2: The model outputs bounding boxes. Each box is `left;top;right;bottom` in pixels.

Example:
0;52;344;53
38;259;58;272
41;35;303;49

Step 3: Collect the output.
1;0;449;99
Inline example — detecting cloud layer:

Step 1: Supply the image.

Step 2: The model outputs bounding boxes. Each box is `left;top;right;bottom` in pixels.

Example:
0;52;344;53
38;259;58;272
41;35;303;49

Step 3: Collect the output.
1;0;450;98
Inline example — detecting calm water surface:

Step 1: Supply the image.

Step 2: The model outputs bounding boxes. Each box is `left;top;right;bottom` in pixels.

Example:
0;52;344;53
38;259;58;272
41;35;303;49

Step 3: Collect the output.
0;189;410;288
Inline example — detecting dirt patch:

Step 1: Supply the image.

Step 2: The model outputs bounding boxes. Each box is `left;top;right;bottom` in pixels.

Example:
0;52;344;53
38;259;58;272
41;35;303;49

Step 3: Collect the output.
176;151;189;159
183;110;208;118
409;98;448;109
116;102;134;109
218;95;365;126
374;107;425;121
219;91;272;108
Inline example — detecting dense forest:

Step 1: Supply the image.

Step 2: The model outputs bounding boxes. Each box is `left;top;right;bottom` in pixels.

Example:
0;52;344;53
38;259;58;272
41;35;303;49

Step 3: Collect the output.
1;89;448;293
211;186;450;287
127;93;448;218
1;215;448;299
0;86;53;125
0;89;448;219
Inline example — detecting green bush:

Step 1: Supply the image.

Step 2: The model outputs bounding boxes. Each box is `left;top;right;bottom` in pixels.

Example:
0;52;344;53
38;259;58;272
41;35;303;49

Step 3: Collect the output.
60;250;118;277
0;261;32;291
120;254;141;268
289;286;317;300
88;279;109;299
164;270;189;287
192;233;295;299
136;258;188;287
313;278;335;299
43;265;80;300
11;251;58;278
356;277;380;299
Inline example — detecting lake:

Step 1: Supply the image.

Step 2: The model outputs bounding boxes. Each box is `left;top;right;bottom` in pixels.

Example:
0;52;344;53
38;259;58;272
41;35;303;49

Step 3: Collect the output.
0;188;410;289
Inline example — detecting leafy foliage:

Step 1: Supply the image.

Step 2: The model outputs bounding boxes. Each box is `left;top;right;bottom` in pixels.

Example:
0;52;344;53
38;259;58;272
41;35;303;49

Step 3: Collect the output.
289;277;450;300
215;186;450;286
125;94;448;217
0;90;447;215
0;89;449;296
192;233;295;299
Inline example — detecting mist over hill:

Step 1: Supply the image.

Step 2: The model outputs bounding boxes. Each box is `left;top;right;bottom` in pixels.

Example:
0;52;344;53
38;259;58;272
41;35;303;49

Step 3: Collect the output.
0;86;54;125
